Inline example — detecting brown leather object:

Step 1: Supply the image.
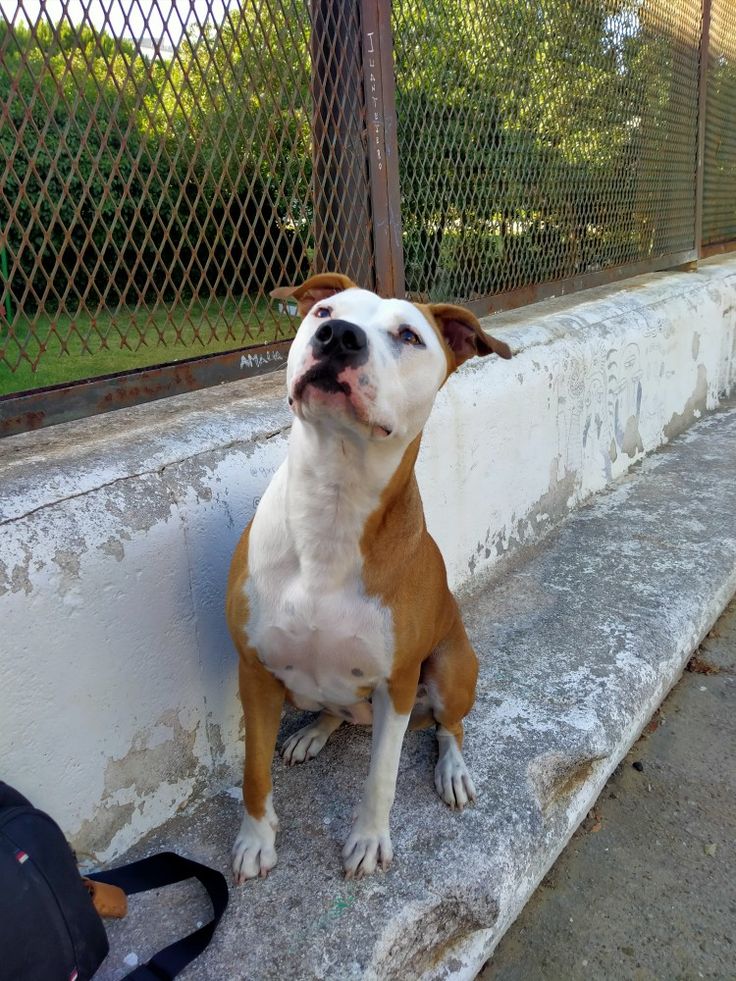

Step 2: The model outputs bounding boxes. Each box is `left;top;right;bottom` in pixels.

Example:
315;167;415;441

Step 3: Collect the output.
82;877;128;919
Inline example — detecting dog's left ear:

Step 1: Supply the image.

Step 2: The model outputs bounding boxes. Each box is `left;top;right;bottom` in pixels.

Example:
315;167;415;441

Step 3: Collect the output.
428;303;512;372
271;272;359;319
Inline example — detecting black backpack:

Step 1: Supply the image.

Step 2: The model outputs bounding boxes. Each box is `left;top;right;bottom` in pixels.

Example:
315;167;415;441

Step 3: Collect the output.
0;782;228;980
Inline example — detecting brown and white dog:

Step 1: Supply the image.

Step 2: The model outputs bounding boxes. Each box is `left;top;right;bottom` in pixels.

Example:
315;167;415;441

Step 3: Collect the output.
226;273;511;882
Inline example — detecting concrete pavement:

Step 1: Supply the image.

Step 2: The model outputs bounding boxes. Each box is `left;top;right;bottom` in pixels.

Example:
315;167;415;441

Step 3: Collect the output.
483;596;736;981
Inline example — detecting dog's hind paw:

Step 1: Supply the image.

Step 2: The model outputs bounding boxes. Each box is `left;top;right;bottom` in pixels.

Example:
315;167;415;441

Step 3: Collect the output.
281;713;342;765
435;735;477;811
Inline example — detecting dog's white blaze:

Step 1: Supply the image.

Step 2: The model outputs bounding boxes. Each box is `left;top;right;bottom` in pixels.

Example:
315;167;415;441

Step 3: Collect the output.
287;289;447;443
245;416;404;709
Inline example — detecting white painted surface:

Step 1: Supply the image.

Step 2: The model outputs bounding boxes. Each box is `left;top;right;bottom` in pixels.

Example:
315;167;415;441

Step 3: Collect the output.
1;256;735;860
421;256;736;586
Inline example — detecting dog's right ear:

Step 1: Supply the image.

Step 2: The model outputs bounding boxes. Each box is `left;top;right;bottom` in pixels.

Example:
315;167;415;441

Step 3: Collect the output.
270;272;358;319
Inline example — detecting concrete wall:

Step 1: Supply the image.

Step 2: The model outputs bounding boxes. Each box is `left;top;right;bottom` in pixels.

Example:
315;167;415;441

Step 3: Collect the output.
422;255;736;586
1;255;735;863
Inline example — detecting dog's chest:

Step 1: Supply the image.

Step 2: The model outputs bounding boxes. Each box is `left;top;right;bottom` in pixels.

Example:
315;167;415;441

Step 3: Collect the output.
244;466;394;710
247;570;393;710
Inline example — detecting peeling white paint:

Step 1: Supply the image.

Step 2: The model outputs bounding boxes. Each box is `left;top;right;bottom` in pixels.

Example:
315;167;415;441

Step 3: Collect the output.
420;257;736;587
0;257;735;862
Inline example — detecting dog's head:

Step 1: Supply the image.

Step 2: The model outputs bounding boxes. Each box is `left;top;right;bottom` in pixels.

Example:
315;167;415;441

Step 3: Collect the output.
272;273;512;444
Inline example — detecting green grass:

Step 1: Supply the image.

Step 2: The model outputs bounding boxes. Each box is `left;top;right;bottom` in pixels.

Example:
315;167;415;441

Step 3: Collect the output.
0;296;296;396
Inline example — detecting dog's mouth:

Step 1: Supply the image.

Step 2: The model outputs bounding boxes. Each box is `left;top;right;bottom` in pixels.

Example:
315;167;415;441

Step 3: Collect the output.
292;365;392;438
293;363;351;402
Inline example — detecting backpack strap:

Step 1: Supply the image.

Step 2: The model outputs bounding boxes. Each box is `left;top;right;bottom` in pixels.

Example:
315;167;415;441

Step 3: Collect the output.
87;851;228;981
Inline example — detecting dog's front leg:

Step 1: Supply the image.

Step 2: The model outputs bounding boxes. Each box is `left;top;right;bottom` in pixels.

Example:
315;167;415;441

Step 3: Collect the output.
342;677;415;878
232;656;284;884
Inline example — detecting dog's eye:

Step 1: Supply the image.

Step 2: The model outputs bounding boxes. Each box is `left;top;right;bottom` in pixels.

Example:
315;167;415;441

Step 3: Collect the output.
398;326;422;346
315;307;331;319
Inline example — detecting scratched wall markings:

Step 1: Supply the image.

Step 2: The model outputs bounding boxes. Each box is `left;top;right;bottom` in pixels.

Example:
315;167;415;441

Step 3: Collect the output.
366;31;384;172
239;350;286;372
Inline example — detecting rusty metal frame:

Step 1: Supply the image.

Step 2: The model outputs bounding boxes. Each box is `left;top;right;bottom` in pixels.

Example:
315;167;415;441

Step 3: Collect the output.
359;0;405;298
701;239;736;258
463;250;699;319
0;340;291;437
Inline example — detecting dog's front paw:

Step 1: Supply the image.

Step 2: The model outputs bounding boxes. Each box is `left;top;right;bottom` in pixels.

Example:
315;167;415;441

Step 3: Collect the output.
232;813;277;884
342;822;393;878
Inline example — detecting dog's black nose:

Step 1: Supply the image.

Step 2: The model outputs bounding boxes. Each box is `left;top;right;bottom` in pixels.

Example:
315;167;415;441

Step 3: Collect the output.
312;319;368;365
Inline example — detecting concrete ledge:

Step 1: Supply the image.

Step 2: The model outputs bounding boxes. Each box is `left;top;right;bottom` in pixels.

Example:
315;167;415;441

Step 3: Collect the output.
1;255;735;862
97;403;736;980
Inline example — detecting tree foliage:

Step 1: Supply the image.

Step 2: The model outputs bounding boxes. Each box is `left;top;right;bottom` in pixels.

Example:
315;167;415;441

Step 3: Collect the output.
393;0;702;298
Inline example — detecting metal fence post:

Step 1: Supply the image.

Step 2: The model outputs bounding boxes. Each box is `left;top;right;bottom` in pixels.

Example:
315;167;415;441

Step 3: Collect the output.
359;0;405;298
310;0;374;288
695;0;713;259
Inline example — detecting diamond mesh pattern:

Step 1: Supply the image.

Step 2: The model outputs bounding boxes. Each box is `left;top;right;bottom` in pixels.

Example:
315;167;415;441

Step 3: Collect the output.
703;0;736;247
1;0;733;410
392;0;702;302
0;0;373;393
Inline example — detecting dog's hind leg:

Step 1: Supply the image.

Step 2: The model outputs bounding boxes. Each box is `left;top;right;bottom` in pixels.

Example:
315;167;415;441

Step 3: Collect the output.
281;712;343;765
423;615;479;810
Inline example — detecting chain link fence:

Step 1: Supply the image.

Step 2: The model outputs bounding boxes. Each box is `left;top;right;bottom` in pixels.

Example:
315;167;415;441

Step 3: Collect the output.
393;0;702;306
0;0;373;407
1;0;735;433
703;0;736;249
